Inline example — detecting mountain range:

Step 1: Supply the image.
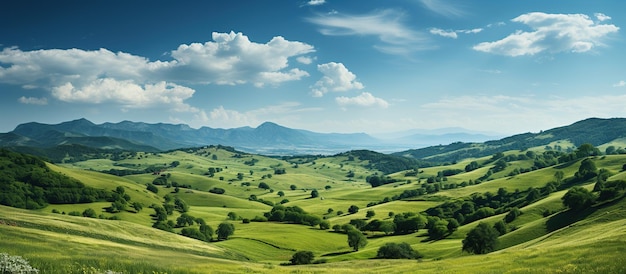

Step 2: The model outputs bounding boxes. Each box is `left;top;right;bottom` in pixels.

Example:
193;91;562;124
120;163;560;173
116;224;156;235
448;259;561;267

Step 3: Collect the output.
2;117;625;161
0;118;499;155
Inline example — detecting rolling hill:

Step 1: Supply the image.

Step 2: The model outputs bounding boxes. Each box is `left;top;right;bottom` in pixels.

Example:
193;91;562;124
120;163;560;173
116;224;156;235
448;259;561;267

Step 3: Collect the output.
1;117;626;273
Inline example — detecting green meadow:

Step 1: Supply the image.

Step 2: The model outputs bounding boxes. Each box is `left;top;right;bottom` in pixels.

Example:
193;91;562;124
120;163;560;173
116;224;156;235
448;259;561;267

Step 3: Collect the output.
1;145;625;273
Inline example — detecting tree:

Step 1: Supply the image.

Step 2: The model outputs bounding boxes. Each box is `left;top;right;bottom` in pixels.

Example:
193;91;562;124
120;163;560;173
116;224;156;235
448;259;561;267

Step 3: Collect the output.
504;207;521;223
428;219;448;240
258;182;270;190
366;210;376;219
379;221;396;235
319;220;330;230
447;219;459;233
376;242;422;259
277;191;285;197
290;250;314;265
216;222;235;240
348;205;359;214
554;171;565;184
562;186;594;211
493;220;507;235
576;158;598;180
347;228;368;251
227;212;238;220
311;189;319;198
290;184;297;190
146;183;158;194
462;222;499;254
132;202;143;212
82;208;97;218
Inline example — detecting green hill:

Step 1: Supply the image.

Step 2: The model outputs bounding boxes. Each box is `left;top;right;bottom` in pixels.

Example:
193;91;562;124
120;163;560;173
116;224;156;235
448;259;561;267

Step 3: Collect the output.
1;141;626;273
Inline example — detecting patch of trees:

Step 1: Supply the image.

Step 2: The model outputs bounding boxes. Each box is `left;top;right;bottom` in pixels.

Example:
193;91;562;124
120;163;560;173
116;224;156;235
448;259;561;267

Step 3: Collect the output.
263;205;322;227
366;174;398;187
209;187;225;194
462;222;499;254
424;183;559;227
338;150;432;174
205;167;223;177
0;149;110;209
376;242;423;259
101;164;164;176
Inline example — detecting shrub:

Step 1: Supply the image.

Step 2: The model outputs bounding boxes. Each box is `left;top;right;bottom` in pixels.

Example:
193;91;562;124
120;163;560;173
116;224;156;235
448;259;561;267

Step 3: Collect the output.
376;242;422;259
289;250;314;265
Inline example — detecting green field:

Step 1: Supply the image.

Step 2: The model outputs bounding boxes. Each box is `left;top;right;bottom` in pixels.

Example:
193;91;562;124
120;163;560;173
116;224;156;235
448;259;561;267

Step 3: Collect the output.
1;146;626;273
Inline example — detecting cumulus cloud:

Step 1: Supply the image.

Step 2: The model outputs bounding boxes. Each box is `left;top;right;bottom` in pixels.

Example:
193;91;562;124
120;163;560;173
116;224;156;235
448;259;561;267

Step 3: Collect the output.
336;92;389;108
614;80;626;87
0;31;315;111
595;13;611;21
306;0;325;6
18;96;48;105
296;56;314;65
311;62;364;97
51;79;196;111
169;31;314;86
306;9;431;55
473;12;619;56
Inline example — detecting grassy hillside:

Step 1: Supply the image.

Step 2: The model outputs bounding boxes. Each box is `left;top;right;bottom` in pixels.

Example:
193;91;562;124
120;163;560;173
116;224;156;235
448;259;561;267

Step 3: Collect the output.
1;145;625;273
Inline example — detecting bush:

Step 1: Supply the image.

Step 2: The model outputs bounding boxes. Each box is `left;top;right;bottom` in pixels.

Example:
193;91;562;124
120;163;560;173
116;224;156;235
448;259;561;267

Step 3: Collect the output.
376;242;423;259
462;222;499;254
289;250;314;265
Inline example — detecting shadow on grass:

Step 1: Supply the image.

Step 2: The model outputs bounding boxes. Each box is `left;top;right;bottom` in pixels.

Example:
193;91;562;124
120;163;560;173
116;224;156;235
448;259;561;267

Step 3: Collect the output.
546;194;626;232
546;208;594;232
321;251;352;257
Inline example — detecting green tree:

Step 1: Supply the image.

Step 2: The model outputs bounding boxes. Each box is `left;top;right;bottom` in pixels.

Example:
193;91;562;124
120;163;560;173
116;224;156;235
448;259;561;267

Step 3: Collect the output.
311;189;319;198
82;208;97;218
347;228;368;251
504;207;521;223
216;222;235;240
258;182;270;190
289;250;314;265
447;219;459;233
376;242;422;259
146;183;158;194
277;190;285;197
554;171;565;184
576;158;598;180
562;186;594;211
366;210;376;219
319;220;330;230
290;184;297;190
462;222;499;254
493;220;507;235
227;212;238;220
348;205;359;214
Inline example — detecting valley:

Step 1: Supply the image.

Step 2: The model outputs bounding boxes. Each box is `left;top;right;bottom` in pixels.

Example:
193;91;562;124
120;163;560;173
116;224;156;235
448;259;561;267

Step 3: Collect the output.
1;118;626;273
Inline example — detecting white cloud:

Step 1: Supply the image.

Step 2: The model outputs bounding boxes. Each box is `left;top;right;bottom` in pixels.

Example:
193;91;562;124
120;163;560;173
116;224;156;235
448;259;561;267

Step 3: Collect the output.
306;0;325;6
311;62;364;97
169;31;314;86
613;80;626;87
336;92;389;108
595;13;611;22
474;12;619;56
306;9;431;55
430;28;458;39
296;56;314;65
51;79;197;111
419;0;466;18
18;96;48;105
0;31;315;111
430;28;482;39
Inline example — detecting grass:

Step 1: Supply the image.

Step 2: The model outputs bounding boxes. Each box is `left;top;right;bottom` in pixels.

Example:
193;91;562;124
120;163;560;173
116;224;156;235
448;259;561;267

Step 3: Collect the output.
2;147;625;273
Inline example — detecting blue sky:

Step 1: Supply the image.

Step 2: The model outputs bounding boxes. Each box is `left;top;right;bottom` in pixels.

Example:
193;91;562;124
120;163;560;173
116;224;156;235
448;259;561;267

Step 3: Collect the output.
1;0;625;135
